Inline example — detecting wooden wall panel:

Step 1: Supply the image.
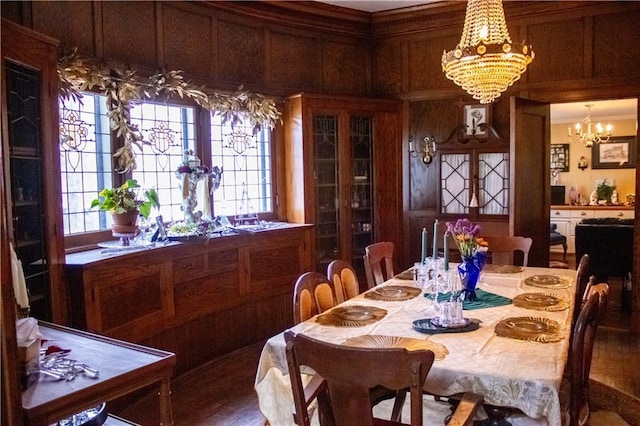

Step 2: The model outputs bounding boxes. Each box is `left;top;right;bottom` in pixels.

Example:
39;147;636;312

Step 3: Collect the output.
527;19;585;82
102;1;157;66
322;40;369;95
372;39;402;96
407;35;457;92
593;10;640;79
162;4;214;78
217;20;264;86
31;1;95;55
270;31;320;92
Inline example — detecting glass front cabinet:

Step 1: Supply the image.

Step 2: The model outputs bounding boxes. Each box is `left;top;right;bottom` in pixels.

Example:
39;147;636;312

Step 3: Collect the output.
284;94;401;288
2;20;65;322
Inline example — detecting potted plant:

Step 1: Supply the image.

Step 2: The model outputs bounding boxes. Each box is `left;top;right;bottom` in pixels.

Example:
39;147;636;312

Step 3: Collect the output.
595;179;616;204
91;179;159;235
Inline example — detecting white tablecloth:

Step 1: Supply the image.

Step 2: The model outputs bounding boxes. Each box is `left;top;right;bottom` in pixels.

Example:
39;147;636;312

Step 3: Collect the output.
255;266;576;426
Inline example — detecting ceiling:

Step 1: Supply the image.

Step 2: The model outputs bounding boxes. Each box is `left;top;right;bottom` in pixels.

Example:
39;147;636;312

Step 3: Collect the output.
318;0;433;13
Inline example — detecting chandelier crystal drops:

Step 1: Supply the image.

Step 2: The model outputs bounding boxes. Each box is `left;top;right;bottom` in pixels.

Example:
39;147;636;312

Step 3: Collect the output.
568;104;612;148
442;0;535;104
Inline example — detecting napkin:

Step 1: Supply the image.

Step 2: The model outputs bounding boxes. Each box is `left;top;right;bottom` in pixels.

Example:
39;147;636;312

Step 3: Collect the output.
10;243;29;309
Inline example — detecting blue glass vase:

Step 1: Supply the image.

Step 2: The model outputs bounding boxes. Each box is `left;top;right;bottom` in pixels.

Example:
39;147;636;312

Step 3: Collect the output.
458;255;483;301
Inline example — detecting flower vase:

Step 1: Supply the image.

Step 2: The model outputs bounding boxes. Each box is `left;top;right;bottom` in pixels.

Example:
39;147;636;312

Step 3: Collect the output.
458;256;482;301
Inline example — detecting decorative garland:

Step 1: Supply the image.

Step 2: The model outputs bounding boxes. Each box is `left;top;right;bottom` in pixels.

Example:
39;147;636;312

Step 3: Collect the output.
57;49;282;173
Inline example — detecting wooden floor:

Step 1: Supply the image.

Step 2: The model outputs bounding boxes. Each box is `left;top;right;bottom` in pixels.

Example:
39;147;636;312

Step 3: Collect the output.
118;254;640;425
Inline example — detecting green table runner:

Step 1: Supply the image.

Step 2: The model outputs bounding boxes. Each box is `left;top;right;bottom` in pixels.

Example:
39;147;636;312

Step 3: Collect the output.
425;288;512;310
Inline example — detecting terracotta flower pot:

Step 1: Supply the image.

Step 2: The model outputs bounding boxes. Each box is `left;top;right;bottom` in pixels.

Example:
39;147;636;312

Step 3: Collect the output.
111;209;139;235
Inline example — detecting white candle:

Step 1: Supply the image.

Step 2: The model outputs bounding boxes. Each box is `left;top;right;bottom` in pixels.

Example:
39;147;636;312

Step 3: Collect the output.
443;231;449;271
432;219;439;259
10;243;29;309
421;228;427;264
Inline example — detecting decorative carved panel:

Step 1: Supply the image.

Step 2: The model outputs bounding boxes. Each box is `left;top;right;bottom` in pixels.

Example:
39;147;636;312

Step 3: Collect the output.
162;4;214;78
218;20;264;85
322;40;368;95
593;10;640;78
372;39;402;95
102;1;157;67
527;19;584;82
270;31;320;92
32;1;95;54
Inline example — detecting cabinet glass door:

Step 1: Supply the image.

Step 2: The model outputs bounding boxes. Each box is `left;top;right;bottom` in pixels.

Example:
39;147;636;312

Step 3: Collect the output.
313;115;339;272
350;116;373;277
5;61;50;320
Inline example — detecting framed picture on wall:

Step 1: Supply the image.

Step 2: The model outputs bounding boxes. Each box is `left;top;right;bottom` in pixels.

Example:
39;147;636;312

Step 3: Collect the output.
550;144;570;172
463;104;490;139
592;136;636;169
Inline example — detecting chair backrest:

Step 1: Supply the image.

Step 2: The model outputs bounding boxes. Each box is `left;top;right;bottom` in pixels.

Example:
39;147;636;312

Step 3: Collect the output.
569;283;609;426
482;236;533;266
573;254;591;323
292;272;336;324
363;241;395;289
327;260;360;303
284;330;434;426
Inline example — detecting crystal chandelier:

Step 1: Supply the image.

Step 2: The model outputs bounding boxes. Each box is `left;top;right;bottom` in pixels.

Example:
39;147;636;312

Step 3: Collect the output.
442;0;535;104
568;104;612;148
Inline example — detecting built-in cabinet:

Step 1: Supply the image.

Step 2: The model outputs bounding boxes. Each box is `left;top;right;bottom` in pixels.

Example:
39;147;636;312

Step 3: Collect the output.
65;225;313;374
284;94;402;287
550;206;635;253
1;19;65;323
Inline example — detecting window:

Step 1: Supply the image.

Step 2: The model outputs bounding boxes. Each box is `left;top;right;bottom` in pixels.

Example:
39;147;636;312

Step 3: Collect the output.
440;151;509;217
59;93;113;234
129;101;196;223
210;114;273;220
59;92;275;247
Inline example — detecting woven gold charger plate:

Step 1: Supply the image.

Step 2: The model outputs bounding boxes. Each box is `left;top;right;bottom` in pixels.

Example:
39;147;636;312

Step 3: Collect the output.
513;293;569;312
394;269;415;281
494;316;563;343
316;305;387;327
342;335;449;360
524;274;571;289
364;285;421;302
483;264;523;274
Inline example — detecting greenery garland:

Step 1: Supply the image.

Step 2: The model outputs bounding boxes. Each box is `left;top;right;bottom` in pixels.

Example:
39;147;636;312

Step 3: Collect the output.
57;49;282;173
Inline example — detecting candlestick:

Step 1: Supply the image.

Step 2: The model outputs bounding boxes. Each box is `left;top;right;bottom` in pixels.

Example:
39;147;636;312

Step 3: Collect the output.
432;219;439;260
443;231;449;271
421;228;427;264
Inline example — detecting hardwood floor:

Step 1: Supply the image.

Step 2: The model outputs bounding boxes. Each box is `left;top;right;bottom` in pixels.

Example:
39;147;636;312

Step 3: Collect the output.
118;255;640;425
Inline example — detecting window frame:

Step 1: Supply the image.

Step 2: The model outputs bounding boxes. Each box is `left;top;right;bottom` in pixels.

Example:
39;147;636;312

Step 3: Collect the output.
61;93;279;251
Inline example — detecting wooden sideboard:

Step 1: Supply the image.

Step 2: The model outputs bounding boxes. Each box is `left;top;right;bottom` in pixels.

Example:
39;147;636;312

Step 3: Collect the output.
23;322;175;426
65;224;313;375
550;206;635;254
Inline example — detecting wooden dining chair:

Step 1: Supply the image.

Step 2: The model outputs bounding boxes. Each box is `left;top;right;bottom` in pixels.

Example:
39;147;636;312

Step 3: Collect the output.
573;254;591;324
482;236;533;266
292;272;336;324
284;330;483;426
327;260;360;304
363;241;395;289
568;283;609;426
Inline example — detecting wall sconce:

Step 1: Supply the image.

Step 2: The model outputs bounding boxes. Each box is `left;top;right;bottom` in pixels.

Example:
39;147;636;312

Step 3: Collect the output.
578;156;589;171
409;136;437;165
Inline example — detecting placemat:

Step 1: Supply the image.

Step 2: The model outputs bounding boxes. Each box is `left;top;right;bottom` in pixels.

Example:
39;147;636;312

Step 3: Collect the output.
364;285;421;301
426;288;512;310
316;305;387;327
394;269;415;281
513;293;569;312
494;316;563;343
342;335;449;360
524;274;571;289
483;264;523;274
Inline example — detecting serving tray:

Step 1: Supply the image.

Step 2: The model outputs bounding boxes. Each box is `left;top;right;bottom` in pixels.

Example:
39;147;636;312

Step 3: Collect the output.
412;318;480;334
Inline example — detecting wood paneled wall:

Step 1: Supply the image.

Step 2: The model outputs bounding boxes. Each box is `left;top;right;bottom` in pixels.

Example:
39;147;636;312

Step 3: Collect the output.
2;0;640;328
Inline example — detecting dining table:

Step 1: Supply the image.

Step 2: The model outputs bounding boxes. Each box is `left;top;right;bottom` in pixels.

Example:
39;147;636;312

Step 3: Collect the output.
255;264;577;426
